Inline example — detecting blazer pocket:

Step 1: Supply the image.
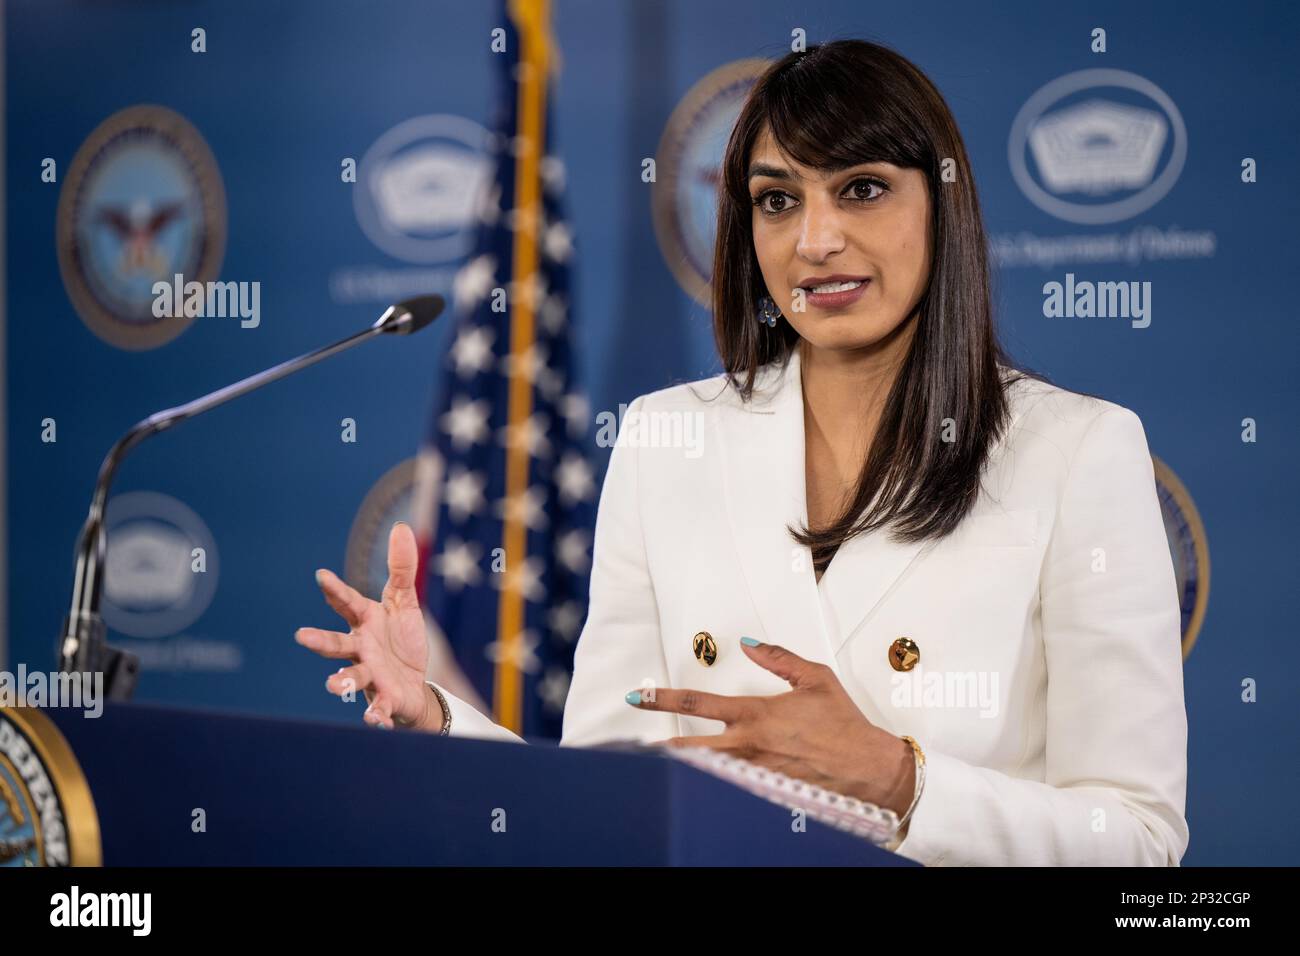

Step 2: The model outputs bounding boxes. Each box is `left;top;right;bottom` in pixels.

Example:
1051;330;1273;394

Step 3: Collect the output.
957;507;1038;549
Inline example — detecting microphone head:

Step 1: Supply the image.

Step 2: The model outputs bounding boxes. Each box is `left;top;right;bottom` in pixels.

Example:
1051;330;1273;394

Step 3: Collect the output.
375;294;445;335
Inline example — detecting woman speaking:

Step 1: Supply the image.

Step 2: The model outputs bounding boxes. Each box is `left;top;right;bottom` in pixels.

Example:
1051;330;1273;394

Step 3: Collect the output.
295;39;1189;867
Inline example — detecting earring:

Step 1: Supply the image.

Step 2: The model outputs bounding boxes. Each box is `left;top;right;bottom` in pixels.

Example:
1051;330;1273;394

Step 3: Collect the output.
757;294;782;328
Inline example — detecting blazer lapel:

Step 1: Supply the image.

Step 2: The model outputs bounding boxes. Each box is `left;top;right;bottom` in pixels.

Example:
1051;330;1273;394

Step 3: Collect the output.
818;518;934;655
820;362;1033;652
716;349;839;671
717;348;938;665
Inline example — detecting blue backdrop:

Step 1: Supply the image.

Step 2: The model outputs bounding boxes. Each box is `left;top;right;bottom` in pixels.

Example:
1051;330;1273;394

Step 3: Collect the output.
4;0;1297;865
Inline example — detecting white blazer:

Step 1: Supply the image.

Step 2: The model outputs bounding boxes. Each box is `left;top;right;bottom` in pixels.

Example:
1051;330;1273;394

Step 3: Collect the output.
433;348;1190;867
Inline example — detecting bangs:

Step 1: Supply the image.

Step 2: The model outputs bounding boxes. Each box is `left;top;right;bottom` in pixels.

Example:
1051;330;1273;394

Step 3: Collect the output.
724;48;932;205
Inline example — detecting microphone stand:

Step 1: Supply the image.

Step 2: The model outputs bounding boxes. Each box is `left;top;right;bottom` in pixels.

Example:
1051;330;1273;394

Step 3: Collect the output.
57;295;444;698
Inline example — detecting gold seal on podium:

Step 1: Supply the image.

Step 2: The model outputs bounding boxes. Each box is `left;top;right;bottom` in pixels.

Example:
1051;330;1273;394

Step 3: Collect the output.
0;707;101;867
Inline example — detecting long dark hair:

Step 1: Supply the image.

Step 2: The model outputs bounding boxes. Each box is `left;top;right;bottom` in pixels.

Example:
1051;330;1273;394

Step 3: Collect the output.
712;38;1042;568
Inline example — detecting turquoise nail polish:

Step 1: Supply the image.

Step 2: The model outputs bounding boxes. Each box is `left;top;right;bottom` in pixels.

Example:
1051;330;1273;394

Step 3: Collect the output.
625;690;642;706
740;636;761;647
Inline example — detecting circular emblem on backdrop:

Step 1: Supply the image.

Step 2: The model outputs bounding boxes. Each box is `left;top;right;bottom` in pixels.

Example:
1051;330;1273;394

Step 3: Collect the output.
345;457;421;600
652;59;770;306
1151;457;1209;659
57;105;227;350
101;491;220;639
354;114;494;264
0;708;101;866
1008;69;1187;226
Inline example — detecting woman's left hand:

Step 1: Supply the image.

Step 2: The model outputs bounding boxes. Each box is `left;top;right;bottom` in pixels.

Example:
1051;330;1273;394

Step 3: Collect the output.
626;638;915;815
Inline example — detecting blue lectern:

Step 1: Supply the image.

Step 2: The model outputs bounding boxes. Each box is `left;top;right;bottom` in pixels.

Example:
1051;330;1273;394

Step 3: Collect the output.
39;703;915;866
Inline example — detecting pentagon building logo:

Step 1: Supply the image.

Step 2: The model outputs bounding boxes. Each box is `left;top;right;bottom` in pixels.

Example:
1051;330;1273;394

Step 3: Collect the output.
1009;69;1187;225
102;491;219;640
353;114;493;264
1028;99;1166;195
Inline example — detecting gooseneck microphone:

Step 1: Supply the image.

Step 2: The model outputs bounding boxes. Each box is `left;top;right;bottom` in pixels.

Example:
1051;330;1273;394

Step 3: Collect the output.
57;295;445;698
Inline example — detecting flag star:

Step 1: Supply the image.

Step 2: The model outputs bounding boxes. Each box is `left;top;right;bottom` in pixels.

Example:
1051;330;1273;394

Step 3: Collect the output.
454;254;498;310
541;155;567;193
506;206;541;236
484;629;542;674
556;529;591;574
497;342;549;384
537;366;565;402
548;600;585;643
440;396;491;450
538;292;567;335
491;556;547;602
542;219;573;263
495;486;549;531
537;666;571;714
497;413;552;459
560;392;591;437
443;466;487;522
509;131;536;157
507;271;548;311
555;452;595;505
449;325;496;379
435;537;482;591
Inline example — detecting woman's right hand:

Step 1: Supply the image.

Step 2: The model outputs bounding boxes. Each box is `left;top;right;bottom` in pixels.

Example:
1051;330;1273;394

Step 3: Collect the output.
295;521;441;732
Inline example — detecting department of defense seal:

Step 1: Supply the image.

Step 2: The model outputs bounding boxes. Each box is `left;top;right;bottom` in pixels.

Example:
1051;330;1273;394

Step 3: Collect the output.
57;104;227;350
1152;456;1209;659
652;59;770;306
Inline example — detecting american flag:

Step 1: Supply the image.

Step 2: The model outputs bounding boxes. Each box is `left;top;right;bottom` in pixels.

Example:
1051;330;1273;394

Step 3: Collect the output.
414;0;595;739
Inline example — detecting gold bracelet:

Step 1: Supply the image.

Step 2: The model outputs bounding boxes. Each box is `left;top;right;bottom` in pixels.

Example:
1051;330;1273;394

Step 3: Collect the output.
886;735;926;850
